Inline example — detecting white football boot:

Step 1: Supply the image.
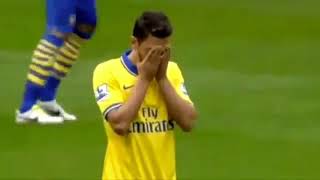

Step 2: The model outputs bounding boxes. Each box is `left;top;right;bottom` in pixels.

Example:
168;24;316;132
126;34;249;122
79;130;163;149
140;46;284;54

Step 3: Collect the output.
38;100;77;121
16;105;64;124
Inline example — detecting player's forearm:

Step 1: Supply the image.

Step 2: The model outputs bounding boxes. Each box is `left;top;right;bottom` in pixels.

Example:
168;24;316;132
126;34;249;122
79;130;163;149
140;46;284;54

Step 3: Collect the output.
158;78;197;132
108;77;149;135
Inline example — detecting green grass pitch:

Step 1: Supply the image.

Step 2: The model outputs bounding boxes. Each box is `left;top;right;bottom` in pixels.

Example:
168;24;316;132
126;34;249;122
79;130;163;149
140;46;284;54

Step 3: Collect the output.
0;0;320;179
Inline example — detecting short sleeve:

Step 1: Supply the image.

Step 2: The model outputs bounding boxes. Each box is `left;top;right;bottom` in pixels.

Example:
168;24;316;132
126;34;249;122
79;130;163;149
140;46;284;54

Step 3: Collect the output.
92;63;124;119
169;63;193;104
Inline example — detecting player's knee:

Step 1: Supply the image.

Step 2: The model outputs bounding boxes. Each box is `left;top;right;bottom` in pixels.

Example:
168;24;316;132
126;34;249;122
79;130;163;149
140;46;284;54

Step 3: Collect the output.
43;29;71;47
74;23;97;40
46;28;70;40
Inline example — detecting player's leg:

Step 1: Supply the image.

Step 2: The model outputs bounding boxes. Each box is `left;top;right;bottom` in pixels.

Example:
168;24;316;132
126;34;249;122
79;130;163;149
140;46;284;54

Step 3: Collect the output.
47;0;97;84
38;0;97;121
17;0;76;123
73;0;97;40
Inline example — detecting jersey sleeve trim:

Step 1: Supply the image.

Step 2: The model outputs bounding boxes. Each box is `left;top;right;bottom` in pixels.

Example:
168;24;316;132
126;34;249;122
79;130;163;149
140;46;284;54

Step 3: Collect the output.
103;103;122;119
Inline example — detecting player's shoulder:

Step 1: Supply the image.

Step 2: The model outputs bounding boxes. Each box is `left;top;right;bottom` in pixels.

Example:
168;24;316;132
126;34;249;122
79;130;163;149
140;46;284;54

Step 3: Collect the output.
94;57;122;74
167;61;182;76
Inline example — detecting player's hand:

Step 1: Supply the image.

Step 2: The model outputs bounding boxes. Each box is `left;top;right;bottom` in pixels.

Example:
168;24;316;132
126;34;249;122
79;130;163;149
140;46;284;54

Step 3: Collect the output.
156;47;170;81
137;46;164;82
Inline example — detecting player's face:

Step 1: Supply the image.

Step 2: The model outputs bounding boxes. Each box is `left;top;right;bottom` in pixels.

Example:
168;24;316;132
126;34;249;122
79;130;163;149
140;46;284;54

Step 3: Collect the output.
132;35;171;61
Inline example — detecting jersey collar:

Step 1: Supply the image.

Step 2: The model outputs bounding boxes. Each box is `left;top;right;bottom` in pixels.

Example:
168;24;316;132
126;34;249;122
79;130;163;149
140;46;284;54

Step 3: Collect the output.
121;50;138;76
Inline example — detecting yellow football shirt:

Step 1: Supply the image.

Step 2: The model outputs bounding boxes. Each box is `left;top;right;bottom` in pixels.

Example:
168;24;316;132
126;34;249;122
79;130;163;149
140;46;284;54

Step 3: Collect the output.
92;51;193;180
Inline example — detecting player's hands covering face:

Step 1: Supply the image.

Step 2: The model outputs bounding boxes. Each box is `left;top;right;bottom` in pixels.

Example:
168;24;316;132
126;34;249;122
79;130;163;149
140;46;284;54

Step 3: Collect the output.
137;46;164;81
156;47;170;81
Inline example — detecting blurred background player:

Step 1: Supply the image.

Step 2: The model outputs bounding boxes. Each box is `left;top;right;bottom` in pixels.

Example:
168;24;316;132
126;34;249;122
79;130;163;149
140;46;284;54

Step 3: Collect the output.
16;0;97;124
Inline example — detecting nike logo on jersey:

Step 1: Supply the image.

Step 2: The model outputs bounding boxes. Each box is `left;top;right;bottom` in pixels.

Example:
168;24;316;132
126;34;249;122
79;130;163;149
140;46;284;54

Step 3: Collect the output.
123;84;134;90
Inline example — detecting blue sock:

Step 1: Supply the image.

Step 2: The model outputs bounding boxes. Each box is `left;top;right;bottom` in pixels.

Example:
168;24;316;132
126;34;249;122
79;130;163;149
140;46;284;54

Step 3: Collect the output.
19;33;64;113
38;33;64;102
39;76;61;101
20;82;43;113
43;33;64;47
19;34;64;113
39;33;83;102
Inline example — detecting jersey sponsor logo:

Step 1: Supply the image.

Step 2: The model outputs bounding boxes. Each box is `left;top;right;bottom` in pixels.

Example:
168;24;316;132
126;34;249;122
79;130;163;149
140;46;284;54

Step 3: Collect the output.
123;84;134;90
128;106;174;133
181;83;188;95
142;107;158;120
95;84;110;102
129;120;175;133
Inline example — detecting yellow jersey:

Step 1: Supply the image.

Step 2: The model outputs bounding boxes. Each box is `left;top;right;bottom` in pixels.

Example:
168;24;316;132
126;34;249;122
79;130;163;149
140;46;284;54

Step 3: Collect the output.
92;51;192;180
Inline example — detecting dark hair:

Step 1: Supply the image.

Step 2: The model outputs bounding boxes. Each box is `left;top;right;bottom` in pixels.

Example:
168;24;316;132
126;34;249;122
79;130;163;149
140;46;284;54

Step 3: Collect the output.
133;11;173;41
